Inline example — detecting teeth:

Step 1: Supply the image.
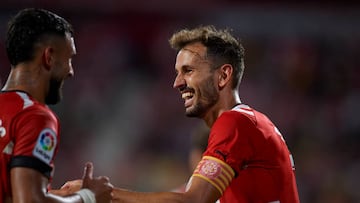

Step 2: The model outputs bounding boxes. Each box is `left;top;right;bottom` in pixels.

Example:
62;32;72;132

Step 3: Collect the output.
182;92;193;99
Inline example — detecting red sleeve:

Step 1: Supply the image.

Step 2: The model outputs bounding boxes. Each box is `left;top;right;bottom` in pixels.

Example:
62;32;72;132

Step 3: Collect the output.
204;111;254;174
11;106;59;176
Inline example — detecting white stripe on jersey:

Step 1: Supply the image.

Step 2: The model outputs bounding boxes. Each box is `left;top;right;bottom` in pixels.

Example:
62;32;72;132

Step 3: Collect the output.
16;92;34;109
231;104;255;116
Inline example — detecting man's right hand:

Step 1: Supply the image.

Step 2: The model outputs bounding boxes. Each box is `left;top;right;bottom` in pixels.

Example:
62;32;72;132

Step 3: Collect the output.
81;162;113;203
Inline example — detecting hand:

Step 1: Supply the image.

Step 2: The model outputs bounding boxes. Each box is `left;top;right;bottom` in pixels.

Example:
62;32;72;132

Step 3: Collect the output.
48;180;82;196
82;162;113;203
60;179;83;195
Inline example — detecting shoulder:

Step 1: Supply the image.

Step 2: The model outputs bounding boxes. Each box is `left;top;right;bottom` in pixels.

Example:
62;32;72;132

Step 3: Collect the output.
18;105;59;128
1;91;59;125
1;91;57;122
214;104;257;128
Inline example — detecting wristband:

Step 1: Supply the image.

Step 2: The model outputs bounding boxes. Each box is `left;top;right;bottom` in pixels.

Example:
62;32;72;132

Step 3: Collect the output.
75;188;96;203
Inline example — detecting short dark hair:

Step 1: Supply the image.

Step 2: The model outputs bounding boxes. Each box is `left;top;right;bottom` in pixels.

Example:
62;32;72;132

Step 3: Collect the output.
5;8;74;66
169;25;245;89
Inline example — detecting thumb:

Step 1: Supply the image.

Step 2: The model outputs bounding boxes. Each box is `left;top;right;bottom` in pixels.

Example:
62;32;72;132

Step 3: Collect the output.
83;162;93;180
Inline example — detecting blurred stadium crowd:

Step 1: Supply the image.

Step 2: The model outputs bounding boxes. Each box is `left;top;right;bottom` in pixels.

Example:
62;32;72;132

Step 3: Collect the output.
0;1;359;202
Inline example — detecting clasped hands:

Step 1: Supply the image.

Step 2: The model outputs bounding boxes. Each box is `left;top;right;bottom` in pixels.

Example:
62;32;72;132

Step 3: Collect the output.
50;162;114;203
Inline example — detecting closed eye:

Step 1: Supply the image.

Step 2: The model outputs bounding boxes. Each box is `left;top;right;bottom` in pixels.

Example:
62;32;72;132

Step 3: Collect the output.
183;67;193;74
175;65;194;77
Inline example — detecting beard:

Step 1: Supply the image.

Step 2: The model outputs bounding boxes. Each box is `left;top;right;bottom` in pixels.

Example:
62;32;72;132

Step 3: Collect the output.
185;77;218;118
45;78;63;105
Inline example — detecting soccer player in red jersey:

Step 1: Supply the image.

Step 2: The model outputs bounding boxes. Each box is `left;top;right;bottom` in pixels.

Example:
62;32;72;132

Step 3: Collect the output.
110;25;300;203
0;8;112;203
60;25;300;203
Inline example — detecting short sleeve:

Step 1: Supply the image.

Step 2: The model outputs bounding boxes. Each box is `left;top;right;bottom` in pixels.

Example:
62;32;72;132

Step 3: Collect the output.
10;107;59;177
204;111;254;174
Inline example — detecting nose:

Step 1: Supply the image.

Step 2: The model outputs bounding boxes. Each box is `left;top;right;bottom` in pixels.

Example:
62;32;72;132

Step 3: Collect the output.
68;65;74;77
173;73;186;90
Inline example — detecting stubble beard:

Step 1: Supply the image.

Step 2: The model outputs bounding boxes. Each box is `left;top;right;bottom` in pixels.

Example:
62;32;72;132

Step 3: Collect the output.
185;77;218;118
45;78;63;105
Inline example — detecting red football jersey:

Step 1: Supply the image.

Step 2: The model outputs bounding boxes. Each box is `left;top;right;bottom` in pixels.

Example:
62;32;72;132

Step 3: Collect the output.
204;104;299;203
0;91;60;200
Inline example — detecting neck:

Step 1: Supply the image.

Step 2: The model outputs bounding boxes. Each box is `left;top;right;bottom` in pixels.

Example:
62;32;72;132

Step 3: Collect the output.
2;65;46;103
203;89;241;127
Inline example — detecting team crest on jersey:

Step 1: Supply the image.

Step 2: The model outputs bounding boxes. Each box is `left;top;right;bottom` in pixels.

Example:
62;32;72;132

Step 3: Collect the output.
199;159;221;179
33;128;57;164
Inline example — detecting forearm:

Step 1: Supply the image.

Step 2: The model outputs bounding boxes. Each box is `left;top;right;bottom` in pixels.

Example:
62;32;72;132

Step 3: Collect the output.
112;188;187;203
48;189;70;197
11;192;83;203
46;193;83;203
112;176;220;203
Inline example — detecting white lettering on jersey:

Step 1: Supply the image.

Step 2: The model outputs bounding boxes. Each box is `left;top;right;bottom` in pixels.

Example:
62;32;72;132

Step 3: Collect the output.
33;128;57;164
0;119;6;138
1;119;12;155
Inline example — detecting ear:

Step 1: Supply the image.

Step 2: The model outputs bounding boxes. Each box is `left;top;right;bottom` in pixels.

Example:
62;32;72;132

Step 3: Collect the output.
218;64;233;88
42;47;54;71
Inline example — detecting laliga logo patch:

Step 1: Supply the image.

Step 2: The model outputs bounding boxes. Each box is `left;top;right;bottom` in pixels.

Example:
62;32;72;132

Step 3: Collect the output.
33;128;57;164
199;159;221;179
40;131;55;151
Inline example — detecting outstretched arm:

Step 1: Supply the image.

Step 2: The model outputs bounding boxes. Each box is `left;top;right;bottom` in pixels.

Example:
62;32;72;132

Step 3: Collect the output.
11;162;112;203
112;155;235;203
112;176;220;203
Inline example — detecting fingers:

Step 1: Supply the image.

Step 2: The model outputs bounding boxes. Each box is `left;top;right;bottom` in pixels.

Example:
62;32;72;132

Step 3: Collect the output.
60;183;69;190
82;163;111;188
83;162;94;180
100;176;113;189
79;163;113;203
97;176;110;182
94;176;113;190
60;180;83;189
60;179;83;195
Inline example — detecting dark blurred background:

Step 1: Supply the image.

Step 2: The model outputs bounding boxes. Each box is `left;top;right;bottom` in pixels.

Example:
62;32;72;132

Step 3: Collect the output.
1;1;360;202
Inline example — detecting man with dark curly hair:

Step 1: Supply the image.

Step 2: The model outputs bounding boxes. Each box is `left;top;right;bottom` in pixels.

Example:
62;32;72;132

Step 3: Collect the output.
0;8;112;203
